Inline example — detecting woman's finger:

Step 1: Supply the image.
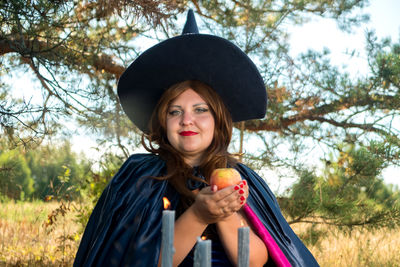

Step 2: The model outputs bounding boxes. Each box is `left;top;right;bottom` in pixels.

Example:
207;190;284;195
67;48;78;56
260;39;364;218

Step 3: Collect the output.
214;181;248;212
192;181;249;222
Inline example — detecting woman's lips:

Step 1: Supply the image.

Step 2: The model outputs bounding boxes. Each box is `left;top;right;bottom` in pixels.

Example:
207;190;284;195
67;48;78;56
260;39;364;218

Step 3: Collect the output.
179;131;198;136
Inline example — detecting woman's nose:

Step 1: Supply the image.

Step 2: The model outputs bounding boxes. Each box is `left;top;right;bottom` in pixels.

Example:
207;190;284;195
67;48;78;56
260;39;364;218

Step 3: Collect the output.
180;111;193;125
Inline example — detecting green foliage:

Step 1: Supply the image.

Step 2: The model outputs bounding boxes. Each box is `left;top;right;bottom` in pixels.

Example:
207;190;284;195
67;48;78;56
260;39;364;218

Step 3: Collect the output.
297;224;324;247
25;140;92;200
368;31;400;91
278;170;319;220
72;152;124;232
279;143;400;228
0;149;34;199
0;139;95;201
0;137;124;233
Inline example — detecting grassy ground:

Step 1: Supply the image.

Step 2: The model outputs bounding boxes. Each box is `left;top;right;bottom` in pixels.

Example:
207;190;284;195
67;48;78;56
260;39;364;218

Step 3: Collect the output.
1;201;399;266
0;200;80;266
292;223;400;267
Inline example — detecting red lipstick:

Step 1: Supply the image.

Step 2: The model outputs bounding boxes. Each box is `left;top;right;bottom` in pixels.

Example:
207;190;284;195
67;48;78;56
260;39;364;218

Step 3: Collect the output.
179;131;198;136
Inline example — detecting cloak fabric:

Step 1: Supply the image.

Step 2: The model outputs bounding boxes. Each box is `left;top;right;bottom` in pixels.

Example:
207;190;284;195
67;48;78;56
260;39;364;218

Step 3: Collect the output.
74;154;319;267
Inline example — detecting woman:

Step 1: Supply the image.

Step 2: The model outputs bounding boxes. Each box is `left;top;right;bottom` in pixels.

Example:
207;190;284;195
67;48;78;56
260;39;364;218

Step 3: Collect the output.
74;10;319;267
146;80;268;266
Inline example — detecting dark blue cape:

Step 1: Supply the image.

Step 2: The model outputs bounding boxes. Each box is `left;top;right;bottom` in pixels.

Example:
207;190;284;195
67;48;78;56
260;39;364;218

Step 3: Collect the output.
74;154;319;266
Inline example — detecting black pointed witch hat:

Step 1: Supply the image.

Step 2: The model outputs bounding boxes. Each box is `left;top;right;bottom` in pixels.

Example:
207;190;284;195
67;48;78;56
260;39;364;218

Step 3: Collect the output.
117;9;267;133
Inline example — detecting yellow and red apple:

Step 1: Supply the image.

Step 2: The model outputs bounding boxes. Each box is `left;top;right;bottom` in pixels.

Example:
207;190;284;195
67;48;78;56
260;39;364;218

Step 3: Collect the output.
210;168;242;190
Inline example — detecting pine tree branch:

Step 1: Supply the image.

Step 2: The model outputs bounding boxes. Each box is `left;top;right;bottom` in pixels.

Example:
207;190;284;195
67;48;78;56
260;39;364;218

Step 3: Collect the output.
0;39;125;77
244;94;400;134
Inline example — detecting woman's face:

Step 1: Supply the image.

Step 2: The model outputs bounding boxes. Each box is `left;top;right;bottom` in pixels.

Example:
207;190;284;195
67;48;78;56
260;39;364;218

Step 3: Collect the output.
166;88;215;166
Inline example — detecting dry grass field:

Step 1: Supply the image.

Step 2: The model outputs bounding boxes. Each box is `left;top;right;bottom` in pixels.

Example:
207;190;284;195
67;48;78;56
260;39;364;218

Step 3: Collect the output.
0;201;80;266
1;201;399;266
292;223;400;267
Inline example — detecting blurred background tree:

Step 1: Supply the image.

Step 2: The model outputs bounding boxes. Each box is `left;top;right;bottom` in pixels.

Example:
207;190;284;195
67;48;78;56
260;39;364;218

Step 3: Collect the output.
279;142;400;228
0;140;91;200
1;0;399;229
25;140;92;200
0;148;33;199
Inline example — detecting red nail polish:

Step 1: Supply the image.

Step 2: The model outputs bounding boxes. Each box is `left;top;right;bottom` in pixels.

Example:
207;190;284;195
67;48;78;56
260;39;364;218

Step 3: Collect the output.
240;184;244;188
234;186;239;190
243;180;247;186
239;189;244;194
240;201;244;205
240;196;245;201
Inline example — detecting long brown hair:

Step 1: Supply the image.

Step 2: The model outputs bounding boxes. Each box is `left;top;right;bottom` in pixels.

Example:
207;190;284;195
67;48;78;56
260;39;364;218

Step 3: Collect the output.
142;80;238;201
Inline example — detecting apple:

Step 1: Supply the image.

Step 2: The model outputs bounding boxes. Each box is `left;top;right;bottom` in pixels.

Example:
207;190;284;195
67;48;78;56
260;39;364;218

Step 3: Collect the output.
210;168;242;190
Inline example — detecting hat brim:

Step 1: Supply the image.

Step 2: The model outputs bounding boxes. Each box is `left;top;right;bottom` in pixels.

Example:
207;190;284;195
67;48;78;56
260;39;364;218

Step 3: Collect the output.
117;34;267;133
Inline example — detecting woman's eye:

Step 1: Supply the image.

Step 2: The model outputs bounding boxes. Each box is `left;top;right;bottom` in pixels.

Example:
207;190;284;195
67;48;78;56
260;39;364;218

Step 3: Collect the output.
168;110;182;116
195;107;209;113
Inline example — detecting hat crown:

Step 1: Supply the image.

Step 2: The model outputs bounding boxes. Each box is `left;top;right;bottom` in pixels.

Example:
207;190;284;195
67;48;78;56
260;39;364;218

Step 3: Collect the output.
181;9;199;34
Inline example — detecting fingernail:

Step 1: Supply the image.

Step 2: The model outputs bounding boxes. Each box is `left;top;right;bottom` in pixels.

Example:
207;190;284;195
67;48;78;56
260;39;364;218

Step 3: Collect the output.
234;185;240;190
243;180;247;186
239;189;244;194
240;196;245;201
240;201;244;205
240;184;244;188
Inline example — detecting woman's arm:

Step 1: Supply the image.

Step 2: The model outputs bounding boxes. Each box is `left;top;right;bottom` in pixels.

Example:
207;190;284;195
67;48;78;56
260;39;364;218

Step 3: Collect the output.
216;181;268;266
158;204;209;266
216;211;268;266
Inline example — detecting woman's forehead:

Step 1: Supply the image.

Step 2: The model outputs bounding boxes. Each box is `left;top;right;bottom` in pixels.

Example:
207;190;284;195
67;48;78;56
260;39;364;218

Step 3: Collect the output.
170;88;207;104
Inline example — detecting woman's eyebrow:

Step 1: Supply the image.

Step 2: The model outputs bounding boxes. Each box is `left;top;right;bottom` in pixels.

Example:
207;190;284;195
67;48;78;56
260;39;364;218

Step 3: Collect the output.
169;102;208;108
193;103;208;107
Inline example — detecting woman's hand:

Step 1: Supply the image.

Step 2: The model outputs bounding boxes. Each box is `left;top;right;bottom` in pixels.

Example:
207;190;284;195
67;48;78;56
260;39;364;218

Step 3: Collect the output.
191;180;248;224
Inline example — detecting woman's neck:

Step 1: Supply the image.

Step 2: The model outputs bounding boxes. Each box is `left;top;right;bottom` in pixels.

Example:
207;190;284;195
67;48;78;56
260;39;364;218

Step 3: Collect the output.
183;156;202;167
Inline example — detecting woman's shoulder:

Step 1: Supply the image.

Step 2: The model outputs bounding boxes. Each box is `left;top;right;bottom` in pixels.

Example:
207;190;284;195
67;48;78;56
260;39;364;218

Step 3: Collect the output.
121;153;166;168
125;153;163;163
235;162;258;176
235;163;272;188
235;162;281;207
111;153;166;184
